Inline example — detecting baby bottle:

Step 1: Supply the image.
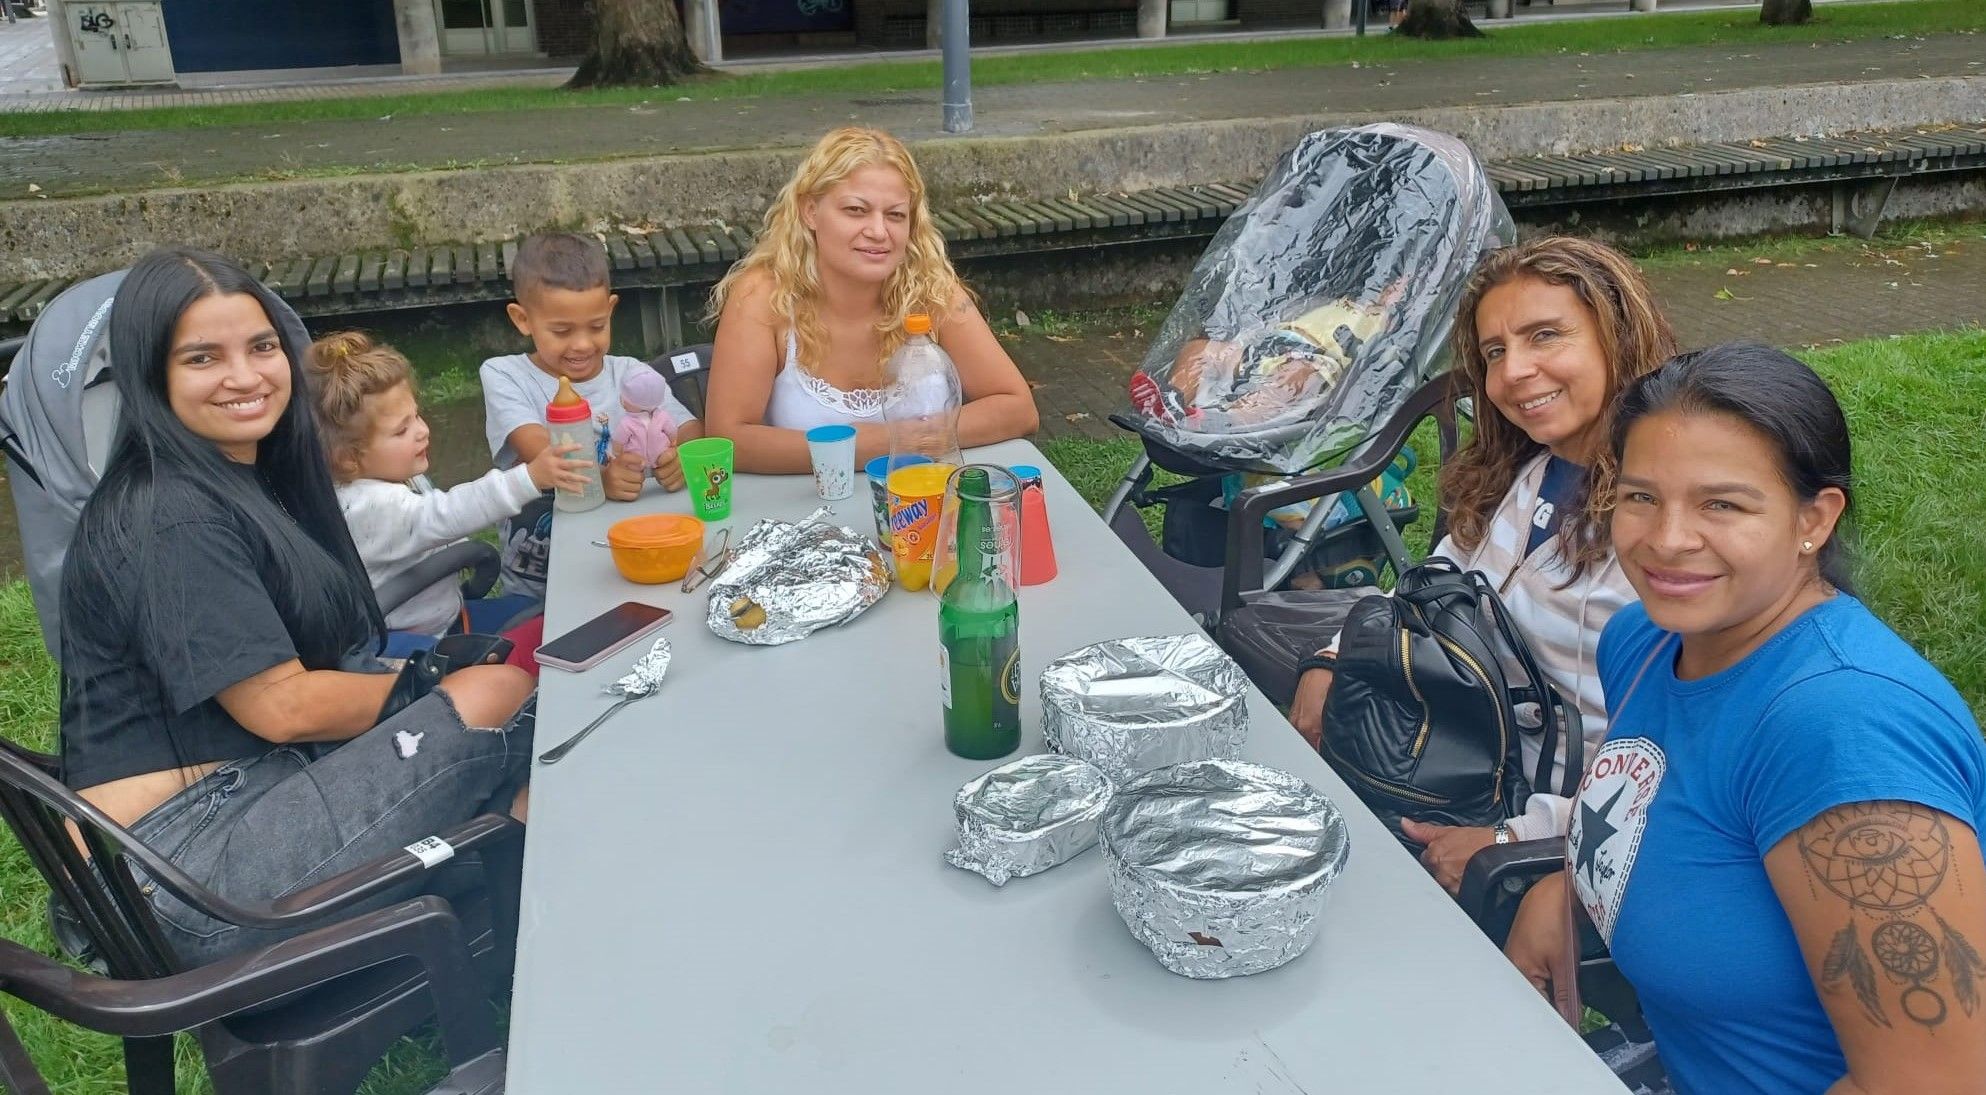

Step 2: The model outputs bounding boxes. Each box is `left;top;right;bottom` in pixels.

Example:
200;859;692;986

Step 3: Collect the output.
546;376;605;513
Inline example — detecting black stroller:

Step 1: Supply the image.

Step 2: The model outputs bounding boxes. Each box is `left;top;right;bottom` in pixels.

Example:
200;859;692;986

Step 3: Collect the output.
1104;123;1513;704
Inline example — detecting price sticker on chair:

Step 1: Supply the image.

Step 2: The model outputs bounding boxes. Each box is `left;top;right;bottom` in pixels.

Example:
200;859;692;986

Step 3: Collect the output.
668;352;700;375
404;835;456;868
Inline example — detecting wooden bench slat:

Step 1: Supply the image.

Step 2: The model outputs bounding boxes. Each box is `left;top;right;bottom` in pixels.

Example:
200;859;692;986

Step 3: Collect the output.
1089;195;1146;227
425;247;451;286
1138;189;1198;222
665;227;700;266
1174;185;1223;220
358;252;385;294
627;234;659;270
500;239;520;276
974;203;1024;237
475;241;501;282
16;278;70;322
930;209;972;242
400;248;427;289
711;224;741;262
1205;182;1256;208
384;250;407;292
1001;200;1046;236
952;206;1002;239
1126;191;1182;223
0;281;42;317
1040;197;1096;232
648;231;681;268
1026;199;1075;234
726;225;755;258
606;235;635;272
304;257;336;298
688;226;723;265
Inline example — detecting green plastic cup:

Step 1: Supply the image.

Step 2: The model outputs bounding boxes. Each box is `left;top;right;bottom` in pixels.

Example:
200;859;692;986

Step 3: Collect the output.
678;437;735;521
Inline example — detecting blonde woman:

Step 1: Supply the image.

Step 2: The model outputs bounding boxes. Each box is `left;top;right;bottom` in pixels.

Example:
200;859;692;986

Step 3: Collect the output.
706;127;1038;474
1291;237;1678;894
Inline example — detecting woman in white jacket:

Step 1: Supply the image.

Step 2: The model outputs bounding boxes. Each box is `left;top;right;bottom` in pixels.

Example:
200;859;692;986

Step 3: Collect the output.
1290;237;1678;894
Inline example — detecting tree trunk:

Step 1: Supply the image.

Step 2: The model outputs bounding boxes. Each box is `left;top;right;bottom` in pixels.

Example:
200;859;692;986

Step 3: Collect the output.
1758;0;1811;24
1394;0;1484;39
567;0;708;88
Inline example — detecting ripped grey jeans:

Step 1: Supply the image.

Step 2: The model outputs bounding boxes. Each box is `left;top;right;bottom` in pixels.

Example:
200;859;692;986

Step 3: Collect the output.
103;689;531;966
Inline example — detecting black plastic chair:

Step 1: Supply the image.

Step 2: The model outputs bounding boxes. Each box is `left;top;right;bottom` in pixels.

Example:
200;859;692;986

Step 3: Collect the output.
648;342;713;420
0;737;522;1095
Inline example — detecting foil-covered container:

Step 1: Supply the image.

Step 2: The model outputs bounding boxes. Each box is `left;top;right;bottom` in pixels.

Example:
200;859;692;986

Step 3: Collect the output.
1040;635;1249;783
945;754;1113;886
707;507;891;645
1102;759;1350;979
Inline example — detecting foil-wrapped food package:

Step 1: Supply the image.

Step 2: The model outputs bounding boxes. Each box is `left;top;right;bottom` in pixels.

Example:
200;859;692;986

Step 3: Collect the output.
1102;759;1350;979
1040;635;1249;783
706;507;891;645
946;754;1113;887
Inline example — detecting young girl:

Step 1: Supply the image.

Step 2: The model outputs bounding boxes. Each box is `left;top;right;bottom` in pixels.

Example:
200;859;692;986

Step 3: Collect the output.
59;248;535;964
307;331;588;653
704;127;1038;474
1506;343;1986;1093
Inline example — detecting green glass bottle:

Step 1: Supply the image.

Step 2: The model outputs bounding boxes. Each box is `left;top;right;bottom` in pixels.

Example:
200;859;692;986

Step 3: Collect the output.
939;468;1021;760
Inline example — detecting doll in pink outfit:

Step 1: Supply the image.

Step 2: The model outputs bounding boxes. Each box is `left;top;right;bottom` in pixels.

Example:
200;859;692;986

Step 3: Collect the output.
611;367;680;472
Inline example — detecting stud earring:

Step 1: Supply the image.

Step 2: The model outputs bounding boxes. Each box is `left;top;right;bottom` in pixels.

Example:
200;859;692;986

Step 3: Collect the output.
1802;540;1815;553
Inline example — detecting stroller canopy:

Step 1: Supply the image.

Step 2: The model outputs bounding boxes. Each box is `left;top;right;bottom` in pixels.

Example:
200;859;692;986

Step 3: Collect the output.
1124;123;1513;474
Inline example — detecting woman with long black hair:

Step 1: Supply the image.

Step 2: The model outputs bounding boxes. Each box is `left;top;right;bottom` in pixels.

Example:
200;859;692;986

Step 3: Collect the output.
58;247;534;964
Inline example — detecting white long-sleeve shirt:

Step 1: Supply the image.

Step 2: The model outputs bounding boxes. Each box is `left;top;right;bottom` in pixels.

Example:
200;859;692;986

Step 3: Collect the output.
337;466;541;637
1322;453;1636;841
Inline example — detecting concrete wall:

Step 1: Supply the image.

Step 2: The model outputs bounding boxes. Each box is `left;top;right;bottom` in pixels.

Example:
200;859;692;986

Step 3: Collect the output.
2;73;1982;282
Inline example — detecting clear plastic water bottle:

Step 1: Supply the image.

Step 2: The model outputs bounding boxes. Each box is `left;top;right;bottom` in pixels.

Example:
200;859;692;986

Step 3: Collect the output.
882;313;964;470
546;376;605;513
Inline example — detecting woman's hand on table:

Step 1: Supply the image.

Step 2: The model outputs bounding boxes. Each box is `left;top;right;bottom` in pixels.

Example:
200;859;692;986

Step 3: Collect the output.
602;451;646;502
1504;871;1579;1024
1400;818;1500;895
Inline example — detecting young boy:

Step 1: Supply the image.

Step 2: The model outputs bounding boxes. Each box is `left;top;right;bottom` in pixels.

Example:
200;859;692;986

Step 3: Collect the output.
481;232;703;598
306;330;590;653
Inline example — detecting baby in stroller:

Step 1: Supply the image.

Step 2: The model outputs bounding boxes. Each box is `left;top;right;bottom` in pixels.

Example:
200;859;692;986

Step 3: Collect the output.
1110;122;1512;603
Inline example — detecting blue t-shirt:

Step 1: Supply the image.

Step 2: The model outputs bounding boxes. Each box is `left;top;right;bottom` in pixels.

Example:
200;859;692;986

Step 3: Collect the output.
1571;596;1986;1095
1523;455;1584;559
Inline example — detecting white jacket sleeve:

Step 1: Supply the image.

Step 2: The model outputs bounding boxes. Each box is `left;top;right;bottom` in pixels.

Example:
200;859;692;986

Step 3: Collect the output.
1508;792;1572;842
343;466;540;563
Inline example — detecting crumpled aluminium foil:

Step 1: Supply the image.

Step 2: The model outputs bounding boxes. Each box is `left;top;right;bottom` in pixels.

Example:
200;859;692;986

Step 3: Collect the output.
1102;759;1350;979
1040;635;1249;783
609;637;671;697
945;754;1113;887
706;507;892;645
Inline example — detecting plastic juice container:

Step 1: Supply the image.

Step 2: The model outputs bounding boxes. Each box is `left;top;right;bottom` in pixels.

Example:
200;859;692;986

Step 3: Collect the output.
546;376;605;512
887;461;954;592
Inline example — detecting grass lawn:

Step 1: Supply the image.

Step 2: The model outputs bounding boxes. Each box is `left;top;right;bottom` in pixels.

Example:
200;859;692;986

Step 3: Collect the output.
0;325;1980;1089
0;0;1978;138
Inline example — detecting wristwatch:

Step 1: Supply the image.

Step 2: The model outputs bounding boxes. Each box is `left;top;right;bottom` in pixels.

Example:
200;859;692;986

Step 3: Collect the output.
1492;820;1513;845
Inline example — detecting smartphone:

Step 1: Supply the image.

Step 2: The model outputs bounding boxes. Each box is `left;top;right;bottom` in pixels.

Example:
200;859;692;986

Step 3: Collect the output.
534;602;674;673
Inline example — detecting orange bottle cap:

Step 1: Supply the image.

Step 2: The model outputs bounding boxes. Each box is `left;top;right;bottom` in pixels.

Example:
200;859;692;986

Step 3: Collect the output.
903;313;932;336
547;375;593;424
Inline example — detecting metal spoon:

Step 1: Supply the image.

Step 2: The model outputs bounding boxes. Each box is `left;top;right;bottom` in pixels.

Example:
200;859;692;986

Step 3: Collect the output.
537;637;672;765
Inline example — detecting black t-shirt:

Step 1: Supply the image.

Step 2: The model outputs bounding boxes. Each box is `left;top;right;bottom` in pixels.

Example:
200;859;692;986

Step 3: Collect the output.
60;468;342;790
1523;455;1586;560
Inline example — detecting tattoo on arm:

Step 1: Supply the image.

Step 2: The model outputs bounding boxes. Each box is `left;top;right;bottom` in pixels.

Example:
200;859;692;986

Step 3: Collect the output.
1800;802;1979;1030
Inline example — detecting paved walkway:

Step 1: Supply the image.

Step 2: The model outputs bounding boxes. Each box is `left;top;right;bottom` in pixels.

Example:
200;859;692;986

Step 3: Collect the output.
1015;232;1986;439
0;0;1813;109
5;30;1981;197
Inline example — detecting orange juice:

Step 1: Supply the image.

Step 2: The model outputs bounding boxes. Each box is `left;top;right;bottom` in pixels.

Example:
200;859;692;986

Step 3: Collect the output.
887;463;954;592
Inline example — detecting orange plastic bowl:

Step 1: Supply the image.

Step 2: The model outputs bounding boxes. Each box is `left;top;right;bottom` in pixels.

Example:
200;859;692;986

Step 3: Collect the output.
607;514;705;584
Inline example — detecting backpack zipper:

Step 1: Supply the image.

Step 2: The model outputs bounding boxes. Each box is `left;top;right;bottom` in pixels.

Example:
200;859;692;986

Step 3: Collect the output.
1432;633;1511;805
1400;627;1433;758
1323;739;1453;805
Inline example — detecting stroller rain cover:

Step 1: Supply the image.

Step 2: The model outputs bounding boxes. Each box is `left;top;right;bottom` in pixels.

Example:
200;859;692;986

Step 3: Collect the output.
1125;123;1512;475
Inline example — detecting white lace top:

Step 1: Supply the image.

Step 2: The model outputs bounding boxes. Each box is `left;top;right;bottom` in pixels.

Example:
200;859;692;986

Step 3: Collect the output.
764;331;886;431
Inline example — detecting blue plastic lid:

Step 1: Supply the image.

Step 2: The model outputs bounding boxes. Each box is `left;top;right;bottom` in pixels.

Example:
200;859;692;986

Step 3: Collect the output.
806;424;857;443
866;453;933;479
1009;464;1043;482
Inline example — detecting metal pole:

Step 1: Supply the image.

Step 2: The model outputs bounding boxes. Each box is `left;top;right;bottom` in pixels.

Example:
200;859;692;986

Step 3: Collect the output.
941;0;972;133
1354;0;1366;36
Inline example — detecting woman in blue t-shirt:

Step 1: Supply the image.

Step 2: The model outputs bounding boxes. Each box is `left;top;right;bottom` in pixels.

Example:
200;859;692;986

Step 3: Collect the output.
1505;343;1986;1094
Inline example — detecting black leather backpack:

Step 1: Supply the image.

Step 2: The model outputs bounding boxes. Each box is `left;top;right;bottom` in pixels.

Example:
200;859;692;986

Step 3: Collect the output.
1317;558;1581;842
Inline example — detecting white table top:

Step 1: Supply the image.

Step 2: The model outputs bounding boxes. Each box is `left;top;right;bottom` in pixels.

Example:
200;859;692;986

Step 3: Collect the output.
505;439;1623;1094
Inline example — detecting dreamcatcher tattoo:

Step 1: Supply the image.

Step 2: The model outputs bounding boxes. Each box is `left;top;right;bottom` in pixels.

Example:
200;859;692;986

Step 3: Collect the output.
1801;802;1982;1030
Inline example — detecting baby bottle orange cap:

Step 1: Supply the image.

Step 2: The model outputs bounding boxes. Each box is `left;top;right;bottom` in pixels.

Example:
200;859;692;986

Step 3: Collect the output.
903;313;932;336
547;375;592;424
